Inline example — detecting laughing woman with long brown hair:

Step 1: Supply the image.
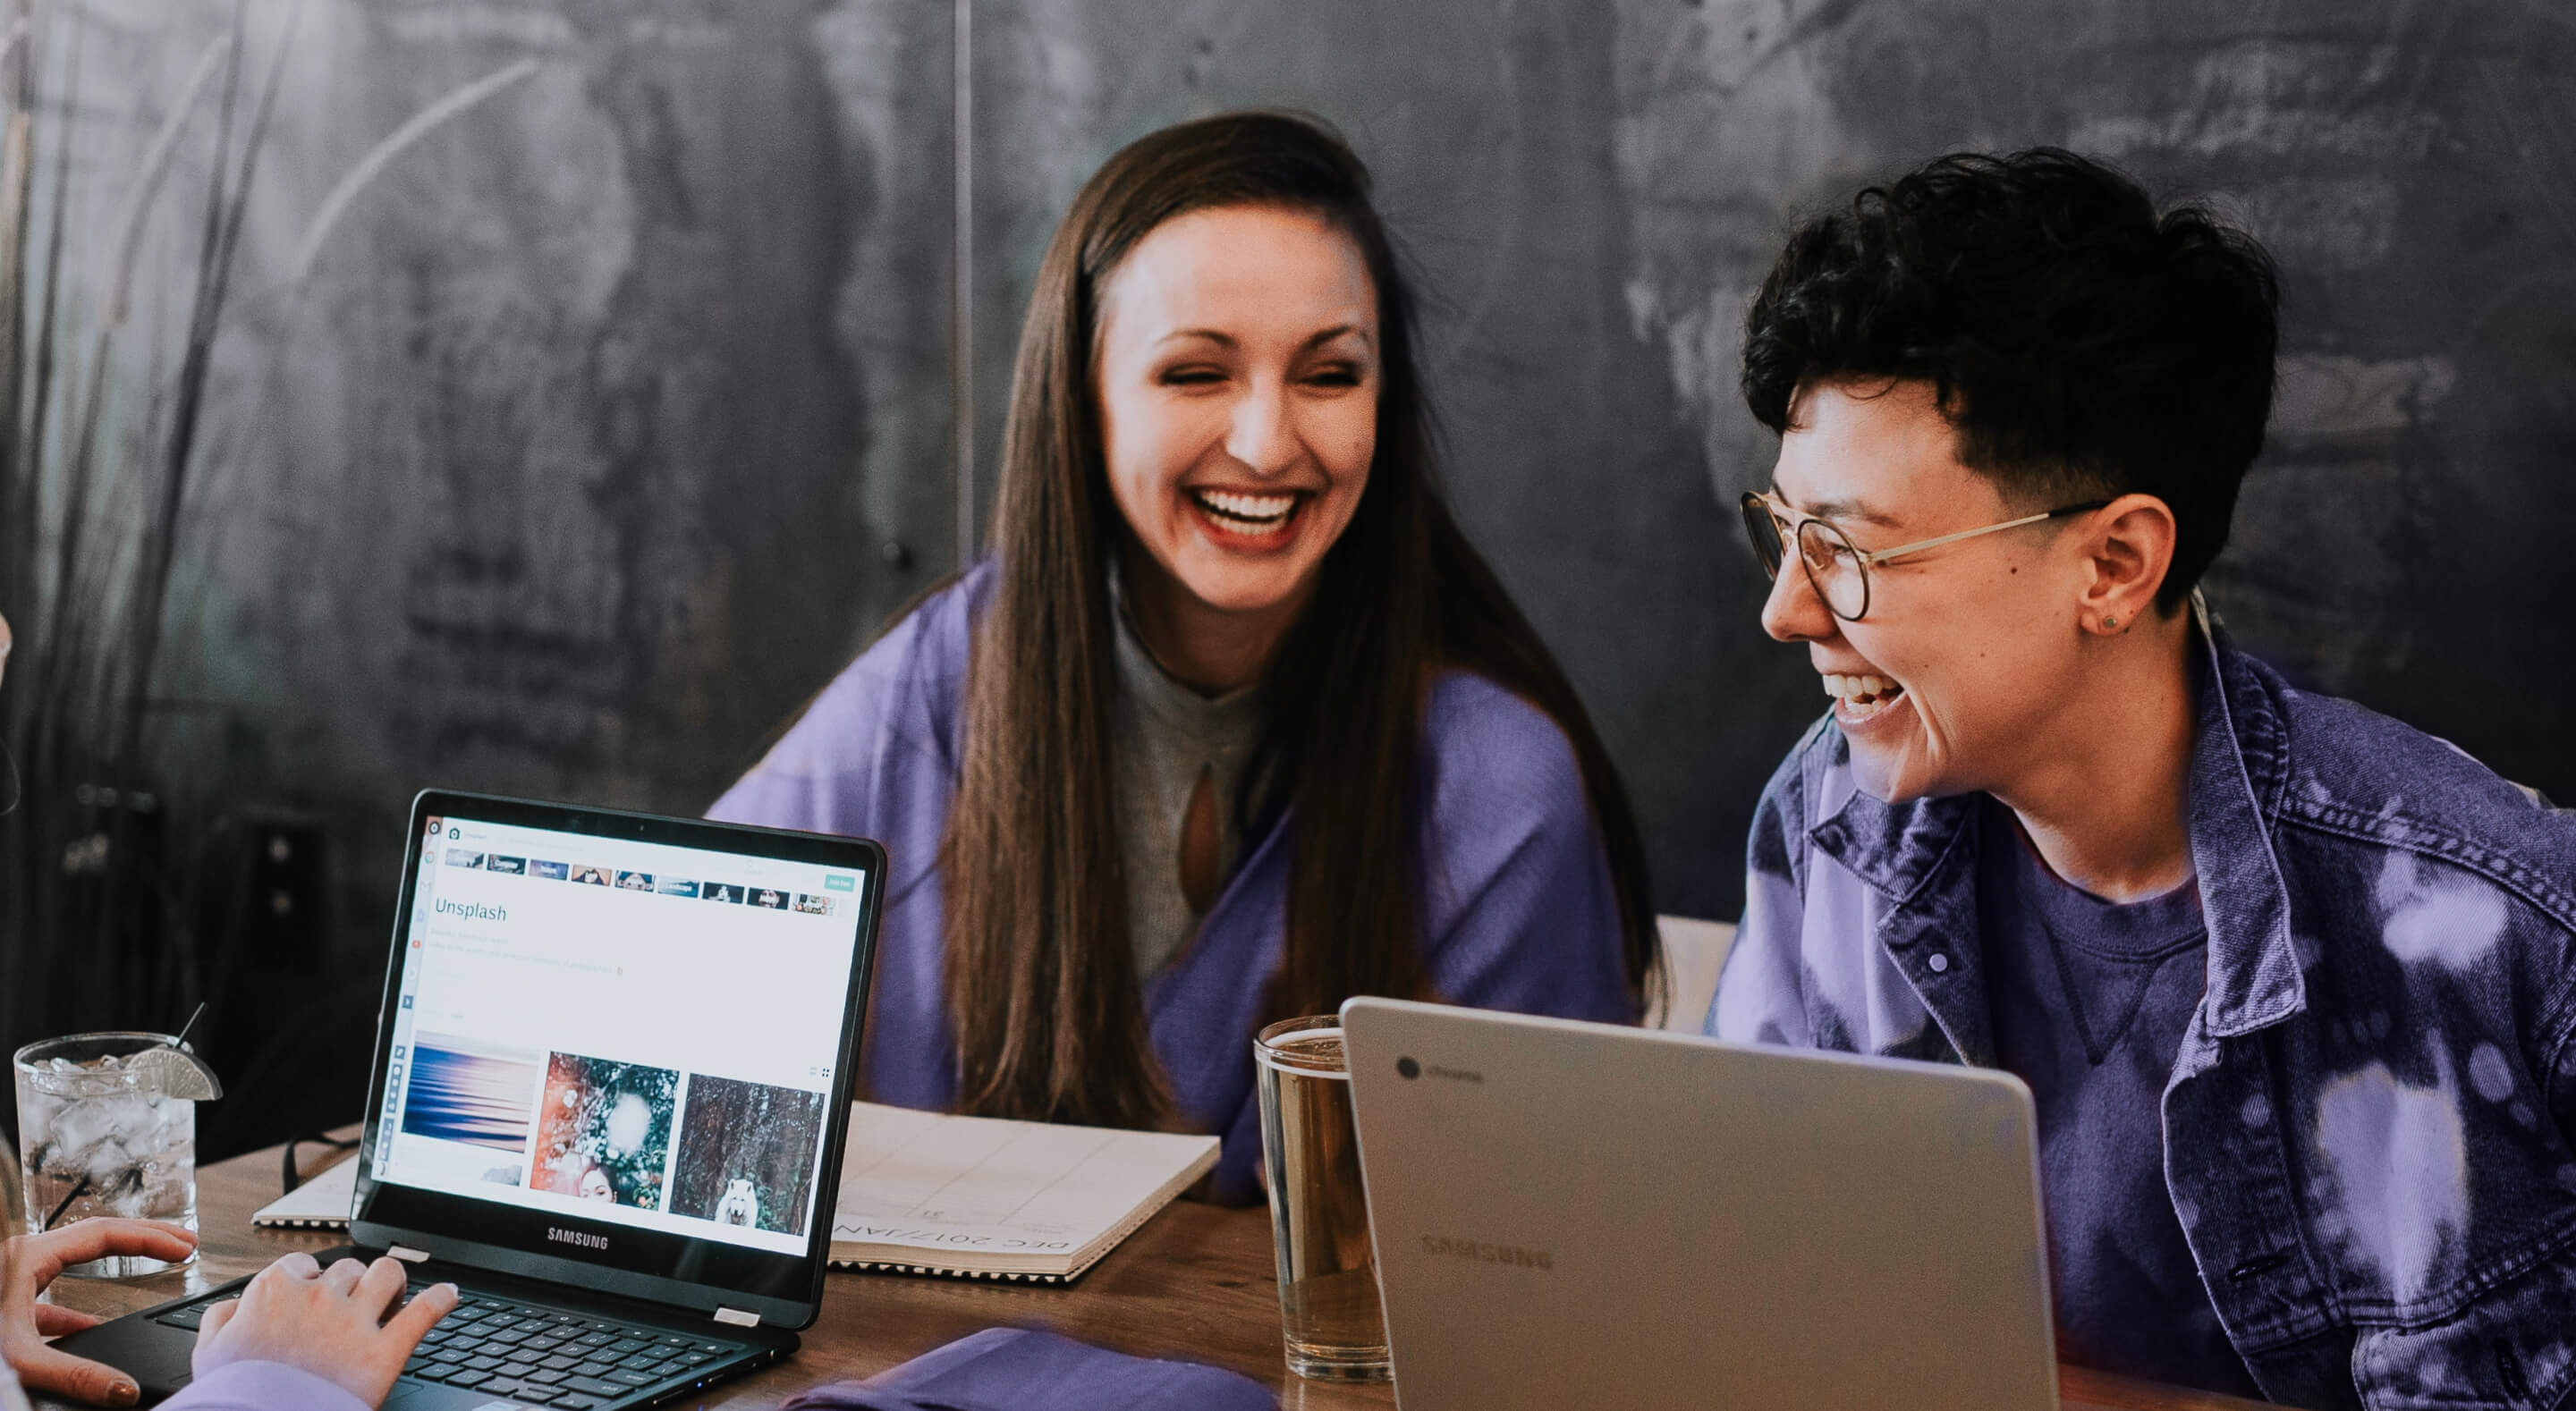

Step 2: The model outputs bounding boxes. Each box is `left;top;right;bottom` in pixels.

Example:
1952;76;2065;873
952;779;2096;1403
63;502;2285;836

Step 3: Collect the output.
714;112;1655;1202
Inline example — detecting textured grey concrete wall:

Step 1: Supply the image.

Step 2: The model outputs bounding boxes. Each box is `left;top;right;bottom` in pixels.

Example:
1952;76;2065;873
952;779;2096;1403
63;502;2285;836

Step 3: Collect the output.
62;0;953;931
972;0;2576;919
36;0;2576;951
1612;0;2576;848
970;1;1767;921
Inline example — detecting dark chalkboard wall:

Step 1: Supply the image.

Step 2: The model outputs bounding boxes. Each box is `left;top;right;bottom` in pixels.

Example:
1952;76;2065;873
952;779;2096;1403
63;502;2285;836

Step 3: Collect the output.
0;0;959;1131
23;0;958;956
21;0;2576;979
971;0;2576;920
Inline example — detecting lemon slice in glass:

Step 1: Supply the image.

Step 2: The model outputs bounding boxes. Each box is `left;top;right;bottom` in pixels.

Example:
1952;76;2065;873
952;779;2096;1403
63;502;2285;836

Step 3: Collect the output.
126;1044;224;1101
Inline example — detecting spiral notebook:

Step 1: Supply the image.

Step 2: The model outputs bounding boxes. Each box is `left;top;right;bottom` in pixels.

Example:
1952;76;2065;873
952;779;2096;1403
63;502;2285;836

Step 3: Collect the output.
828;1102;1219;1283
250;1103;1218;1282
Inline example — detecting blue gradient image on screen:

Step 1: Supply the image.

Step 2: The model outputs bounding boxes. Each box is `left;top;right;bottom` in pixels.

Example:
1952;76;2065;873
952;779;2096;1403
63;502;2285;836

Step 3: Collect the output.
402;1035;541;1151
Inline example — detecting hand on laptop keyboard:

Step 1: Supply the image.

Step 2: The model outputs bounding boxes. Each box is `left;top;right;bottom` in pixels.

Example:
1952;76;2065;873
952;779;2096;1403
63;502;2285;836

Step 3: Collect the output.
191;1252;459;1407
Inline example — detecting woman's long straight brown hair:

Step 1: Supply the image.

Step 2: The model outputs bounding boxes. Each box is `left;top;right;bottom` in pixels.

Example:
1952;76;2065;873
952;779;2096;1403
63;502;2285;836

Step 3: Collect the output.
941;111;1657;1129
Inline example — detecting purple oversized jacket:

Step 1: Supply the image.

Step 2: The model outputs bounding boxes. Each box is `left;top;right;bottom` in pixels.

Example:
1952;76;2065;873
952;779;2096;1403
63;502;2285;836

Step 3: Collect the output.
710;563;1633;1202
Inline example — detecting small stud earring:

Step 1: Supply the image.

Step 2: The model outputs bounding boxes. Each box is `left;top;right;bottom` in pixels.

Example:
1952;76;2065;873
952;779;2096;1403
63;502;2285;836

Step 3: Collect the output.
2103;615;2119;630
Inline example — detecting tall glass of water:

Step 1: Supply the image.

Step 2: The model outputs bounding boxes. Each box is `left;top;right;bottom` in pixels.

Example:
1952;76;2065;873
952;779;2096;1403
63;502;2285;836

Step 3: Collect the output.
13;1033;199;1276
1254;1015;1390;1382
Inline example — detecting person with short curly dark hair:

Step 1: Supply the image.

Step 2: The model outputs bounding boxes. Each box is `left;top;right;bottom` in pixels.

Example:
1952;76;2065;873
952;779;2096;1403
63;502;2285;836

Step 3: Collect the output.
1740;148;2278;615
1712;149;2576;1405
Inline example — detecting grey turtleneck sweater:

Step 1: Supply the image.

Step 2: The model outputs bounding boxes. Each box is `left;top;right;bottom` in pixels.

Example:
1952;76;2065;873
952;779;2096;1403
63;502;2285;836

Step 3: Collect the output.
1109;592;1265;982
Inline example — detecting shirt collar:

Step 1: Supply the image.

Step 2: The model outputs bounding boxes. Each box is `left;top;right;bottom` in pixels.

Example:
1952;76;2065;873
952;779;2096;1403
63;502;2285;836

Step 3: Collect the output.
1106;562;1264;746
2182;596;2305;1035
1809;592;2305;1036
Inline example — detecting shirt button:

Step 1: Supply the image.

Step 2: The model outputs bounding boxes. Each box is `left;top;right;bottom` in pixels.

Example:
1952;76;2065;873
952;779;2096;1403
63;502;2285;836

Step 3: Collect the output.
1927;952;1950;974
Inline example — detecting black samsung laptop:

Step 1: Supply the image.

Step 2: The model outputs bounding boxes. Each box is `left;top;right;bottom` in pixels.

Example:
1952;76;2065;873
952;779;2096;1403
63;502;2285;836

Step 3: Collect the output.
56;790;886;1409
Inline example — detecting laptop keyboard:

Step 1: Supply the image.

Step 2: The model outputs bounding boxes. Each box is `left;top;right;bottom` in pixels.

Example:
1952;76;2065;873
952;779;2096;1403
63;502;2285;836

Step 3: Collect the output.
157;1284;745;1408
404;1288;747;1407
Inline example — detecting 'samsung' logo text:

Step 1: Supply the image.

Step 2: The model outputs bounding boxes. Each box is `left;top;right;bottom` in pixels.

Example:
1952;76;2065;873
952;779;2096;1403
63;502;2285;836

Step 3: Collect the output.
1419;1234;1551;1270
547;1227;607;1252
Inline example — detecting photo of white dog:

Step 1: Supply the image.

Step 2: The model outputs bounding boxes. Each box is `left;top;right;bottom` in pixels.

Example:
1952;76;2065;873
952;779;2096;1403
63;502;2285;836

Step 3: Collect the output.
669;1074;829;1237
715;1178;759;1228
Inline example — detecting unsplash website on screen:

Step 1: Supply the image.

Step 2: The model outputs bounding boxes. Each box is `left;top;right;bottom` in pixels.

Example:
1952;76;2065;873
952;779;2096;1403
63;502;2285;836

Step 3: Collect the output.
370;812;868;1257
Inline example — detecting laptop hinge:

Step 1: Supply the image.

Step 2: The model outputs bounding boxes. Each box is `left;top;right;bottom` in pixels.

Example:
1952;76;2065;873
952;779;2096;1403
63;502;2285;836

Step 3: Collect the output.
387;1246;431;1263
712;1306;761;1328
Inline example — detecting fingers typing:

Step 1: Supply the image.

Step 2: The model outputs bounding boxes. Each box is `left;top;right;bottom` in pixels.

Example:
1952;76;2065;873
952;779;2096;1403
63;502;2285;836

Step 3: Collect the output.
355;1256;411;1317
385;1281;459;1344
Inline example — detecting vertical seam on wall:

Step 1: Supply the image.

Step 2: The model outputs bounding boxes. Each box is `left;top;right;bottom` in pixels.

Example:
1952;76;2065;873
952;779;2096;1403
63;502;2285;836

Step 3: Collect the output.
950;0;974;569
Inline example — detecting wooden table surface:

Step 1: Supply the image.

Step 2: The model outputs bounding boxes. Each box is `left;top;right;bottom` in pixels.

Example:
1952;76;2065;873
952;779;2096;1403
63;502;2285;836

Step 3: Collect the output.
30;1138;2273;1411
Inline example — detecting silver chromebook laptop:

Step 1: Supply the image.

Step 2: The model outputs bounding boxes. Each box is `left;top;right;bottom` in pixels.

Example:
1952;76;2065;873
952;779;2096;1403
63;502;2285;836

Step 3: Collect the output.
1340;998;2059;1411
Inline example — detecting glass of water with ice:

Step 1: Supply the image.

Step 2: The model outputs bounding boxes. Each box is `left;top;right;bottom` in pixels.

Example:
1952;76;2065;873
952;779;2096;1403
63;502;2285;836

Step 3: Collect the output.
12;1033;200;1276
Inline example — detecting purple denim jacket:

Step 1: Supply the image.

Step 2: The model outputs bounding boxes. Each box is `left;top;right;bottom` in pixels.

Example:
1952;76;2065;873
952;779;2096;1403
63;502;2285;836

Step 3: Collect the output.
1714;619;2576;1407
711;563;1632;1202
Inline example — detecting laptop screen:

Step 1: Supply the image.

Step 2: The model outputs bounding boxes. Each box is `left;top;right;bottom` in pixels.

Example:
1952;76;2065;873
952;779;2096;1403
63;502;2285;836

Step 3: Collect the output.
352;793;880;1320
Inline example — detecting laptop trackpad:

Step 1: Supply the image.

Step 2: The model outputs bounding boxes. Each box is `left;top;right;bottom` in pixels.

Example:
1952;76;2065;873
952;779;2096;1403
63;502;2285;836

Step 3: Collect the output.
40;1315;199;1403
383;1381;538;1411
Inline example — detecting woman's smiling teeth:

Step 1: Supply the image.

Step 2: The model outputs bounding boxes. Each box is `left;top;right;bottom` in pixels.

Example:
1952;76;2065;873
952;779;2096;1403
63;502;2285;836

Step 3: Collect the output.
1191;487;1301;528
1824;672;1905;721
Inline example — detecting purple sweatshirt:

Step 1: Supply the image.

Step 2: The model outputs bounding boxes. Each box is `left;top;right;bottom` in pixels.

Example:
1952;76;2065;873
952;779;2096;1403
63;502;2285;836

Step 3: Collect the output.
710;564;1633;1201
163;1363;367;1411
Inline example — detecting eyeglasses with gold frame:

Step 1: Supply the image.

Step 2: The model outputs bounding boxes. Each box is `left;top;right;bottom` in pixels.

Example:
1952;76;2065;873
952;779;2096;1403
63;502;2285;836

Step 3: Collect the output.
1740;490;2113;621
